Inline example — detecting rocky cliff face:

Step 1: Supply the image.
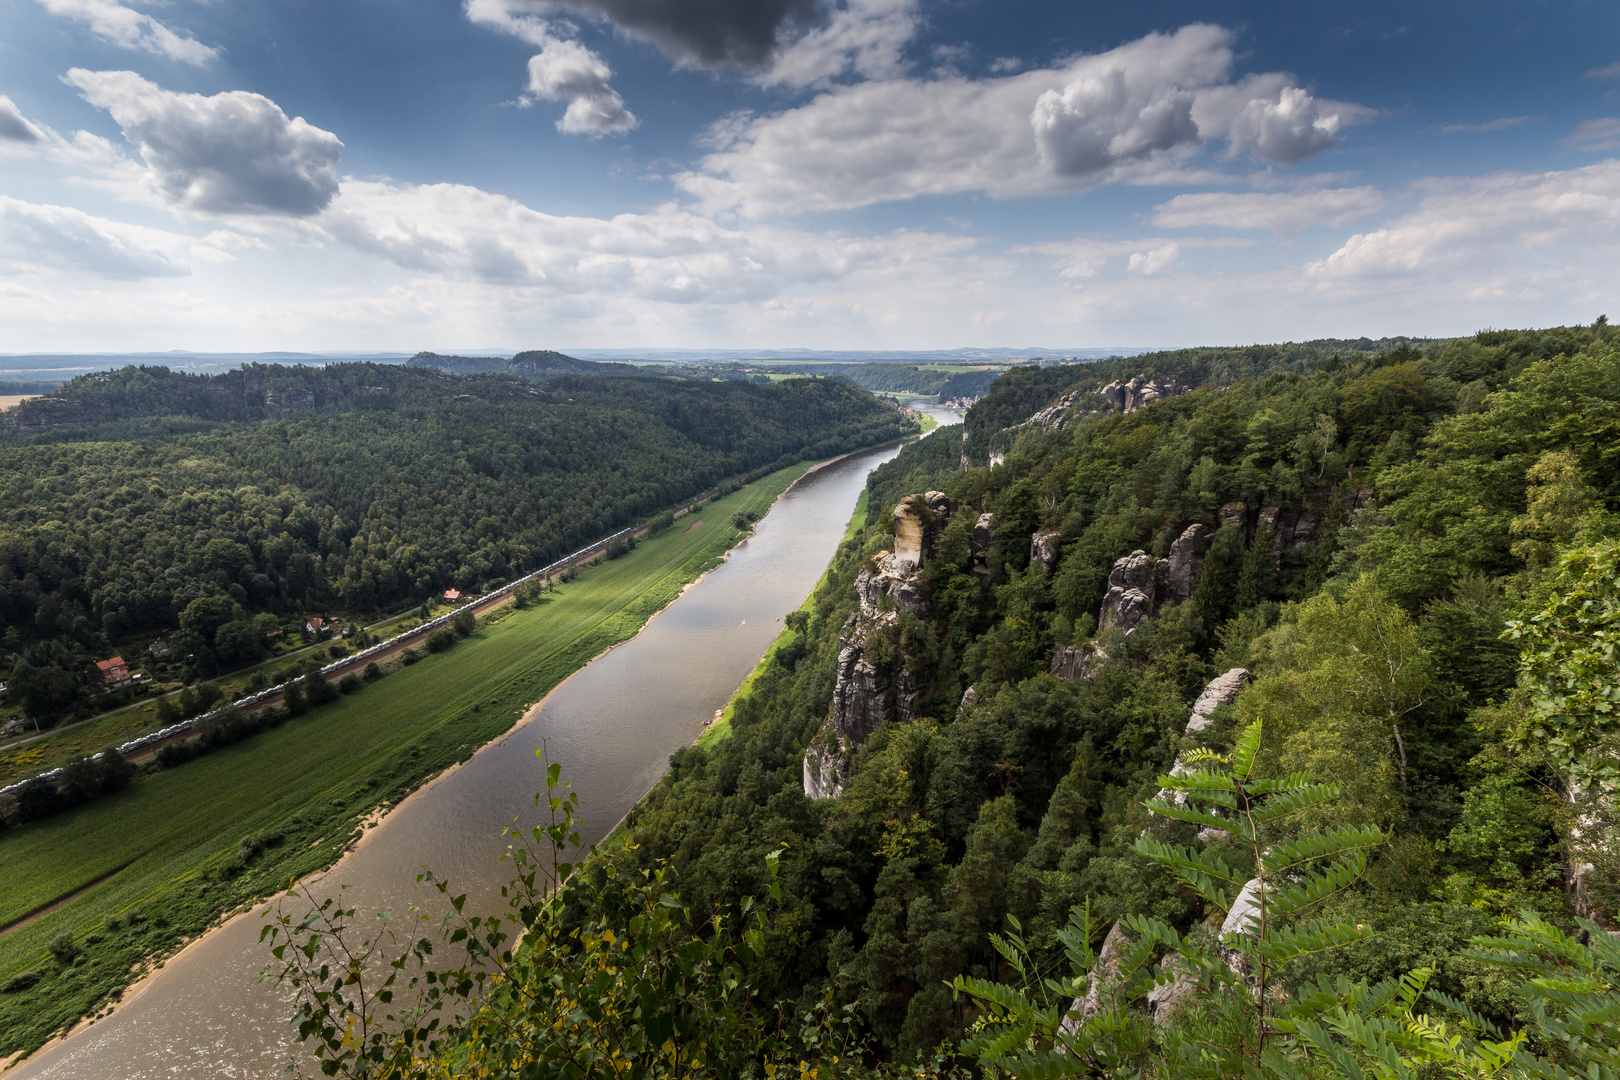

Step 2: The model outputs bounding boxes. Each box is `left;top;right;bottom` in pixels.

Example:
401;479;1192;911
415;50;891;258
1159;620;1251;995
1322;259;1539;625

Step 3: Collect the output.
1100;376;1190;413
892;491;950;569
1099;550;1156;634
1155;524;1209;603
1053;523;1210;678
805;496;947;799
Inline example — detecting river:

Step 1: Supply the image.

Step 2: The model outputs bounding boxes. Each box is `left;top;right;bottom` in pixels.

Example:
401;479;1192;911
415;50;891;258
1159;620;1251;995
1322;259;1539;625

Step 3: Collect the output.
10;405;959;1080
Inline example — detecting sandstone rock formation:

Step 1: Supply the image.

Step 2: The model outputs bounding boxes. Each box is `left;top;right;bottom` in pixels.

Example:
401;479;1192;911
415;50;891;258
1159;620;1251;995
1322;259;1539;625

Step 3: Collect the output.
1099;550;1156;634
1030;530;1062;572
972;513;999;564
1149;667;1251;814
804;494;943;799
1153;524;1209;603
892;491;950;569
1050;642;1105;680
1100;377;1190;413
1028;389;1088;431
1185;667;1251;735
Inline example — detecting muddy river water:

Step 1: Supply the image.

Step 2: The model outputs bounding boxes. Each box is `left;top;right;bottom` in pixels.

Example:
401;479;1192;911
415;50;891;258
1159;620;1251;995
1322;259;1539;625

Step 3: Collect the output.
12;408;958;1079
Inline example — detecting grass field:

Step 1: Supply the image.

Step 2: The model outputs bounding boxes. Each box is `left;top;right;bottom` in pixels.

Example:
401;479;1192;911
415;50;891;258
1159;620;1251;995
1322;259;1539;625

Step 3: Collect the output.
0;606;435;786
0;465;810;1060
696;488;869;751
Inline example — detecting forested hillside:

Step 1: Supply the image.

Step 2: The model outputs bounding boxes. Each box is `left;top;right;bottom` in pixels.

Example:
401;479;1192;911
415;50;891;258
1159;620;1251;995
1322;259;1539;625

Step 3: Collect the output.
0;365;914;722
598;321;1619;1058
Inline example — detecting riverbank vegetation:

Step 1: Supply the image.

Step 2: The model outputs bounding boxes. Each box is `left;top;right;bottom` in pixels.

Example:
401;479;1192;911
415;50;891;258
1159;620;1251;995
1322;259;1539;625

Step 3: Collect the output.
0;365;913;728
268;321;1620;1077
0;467;811;1062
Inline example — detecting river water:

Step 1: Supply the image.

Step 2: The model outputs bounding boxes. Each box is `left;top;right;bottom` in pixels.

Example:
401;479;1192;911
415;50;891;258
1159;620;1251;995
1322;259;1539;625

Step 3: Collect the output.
13;407;958;1080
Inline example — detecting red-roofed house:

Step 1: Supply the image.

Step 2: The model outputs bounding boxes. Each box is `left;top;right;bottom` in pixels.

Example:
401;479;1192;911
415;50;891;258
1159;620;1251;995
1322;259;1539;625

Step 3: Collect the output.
306;616;325;635
96;656;130;686
443;589;463;603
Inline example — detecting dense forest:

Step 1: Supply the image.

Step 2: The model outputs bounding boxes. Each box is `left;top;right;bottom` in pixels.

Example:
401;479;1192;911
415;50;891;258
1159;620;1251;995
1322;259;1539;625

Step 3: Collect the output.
0;365;915;722
267;320;1620;1079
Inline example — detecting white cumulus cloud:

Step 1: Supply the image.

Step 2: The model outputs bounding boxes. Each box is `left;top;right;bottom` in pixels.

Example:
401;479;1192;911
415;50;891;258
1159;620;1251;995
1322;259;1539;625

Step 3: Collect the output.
758;0;919;88
36;0;217;65
64;70;343;216
679;24;1371;217
1307;161;1620;285
320;179;972;303
465;0;637;136
1151;186;1386;236
0;196;191;278
525;39;637;134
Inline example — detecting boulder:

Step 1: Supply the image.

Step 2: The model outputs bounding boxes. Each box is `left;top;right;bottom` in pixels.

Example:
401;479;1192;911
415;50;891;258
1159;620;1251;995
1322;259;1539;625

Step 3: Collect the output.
1154;524;1209;603
958;685;977;714
1218;501;1247;531
1099;550;1156;634
1031;531;1062;572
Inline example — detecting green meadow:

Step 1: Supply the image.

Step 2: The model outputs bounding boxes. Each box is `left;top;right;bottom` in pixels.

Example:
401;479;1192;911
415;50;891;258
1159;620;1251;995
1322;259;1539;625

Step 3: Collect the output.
0;464;809;1060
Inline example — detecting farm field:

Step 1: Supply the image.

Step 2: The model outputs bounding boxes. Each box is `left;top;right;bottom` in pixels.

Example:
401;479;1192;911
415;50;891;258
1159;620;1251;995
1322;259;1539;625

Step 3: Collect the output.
0;463;810;1061
0;606;433;786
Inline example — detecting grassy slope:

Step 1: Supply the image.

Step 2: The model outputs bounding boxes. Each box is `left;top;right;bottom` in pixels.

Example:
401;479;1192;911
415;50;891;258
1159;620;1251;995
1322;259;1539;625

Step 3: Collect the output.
0;465;808;1059
696;488;870;751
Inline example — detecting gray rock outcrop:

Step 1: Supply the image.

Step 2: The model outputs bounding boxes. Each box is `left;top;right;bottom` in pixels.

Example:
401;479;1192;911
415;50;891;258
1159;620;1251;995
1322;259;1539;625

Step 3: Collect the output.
1185;668;1250;734
1154;524;1209;603
1149;667;1251;817
1031;531;1062;572
1146;954;1199;1023
1059;920;1133;1036
1099;550;1156;634
804;494;943;799
1100;377;1190;413
972;513;998;565
1029;389;1088;431
1050;642;1106;680
892;491;950;569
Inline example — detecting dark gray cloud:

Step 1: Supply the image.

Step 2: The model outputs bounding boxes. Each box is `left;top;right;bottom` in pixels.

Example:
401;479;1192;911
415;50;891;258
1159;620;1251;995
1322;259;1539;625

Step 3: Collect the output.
65;69;343;217
0;96;45;142
527;0;820;69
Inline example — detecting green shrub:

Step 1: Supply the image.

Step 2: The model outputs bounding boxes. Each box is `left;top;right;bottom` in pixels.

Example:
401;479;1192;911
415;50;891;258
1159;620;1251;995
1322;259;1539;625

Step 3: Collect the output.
426;629;456;653
46;933;78;964
452;611;476;637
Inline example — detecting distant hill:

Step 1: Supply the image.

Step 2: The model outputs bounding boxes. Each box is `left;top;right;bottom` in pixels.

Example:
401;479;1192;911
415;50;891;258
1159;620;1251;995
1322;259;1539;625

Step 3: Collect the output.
409;350;643;380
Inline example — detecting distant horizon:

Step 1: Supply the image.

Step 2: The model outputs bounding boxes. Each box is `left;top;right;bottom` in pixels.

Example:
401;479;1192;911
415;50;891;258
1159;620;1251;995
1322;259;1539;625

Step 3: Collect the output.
0;332;1457;366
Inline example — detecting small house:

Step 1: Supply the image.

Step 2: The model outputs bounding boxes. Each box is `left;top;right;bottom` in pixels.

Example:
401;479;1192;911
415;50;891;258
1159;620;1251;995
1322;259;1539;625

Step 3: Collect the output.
442;588;463;603
96;656;130;686
306;616;325;635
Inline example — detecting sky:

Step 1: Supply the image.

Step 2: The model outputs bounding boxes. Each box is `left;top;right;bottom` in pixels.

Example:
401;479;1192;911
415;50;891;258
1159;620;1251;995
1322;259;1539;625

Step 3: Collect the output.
0;0;1617;353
